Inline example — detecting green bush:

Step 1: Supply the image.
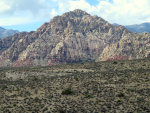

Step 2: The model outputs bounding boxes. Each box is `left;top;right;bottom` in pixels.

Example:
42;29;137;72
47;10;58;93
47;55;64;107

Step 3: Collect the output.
1;85;7;90
58;109;66;113
113;61;118;64
117;92;125;97
62;88;73;95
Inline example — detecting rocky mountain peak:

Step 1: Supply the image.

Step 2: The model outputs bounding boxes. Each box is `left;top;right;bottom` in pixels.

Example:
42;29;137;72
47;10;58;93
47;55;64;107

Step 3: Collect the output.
0;10;149;67
62;9;89;18
48;9;110;36
49;9;90;26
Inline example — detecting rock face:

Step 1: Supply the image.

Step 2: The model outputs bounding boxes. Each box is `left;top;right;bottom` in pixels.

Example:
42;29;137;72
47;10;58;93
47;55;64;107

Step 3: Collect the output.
0;9;149;67
0;27;19;39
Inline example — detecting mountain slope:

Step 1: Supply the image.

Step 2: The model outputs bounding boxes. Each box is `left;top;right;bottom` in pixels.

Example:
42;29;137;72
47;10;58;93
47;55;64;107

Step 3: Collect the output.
0;9;149;67
0;27;19;39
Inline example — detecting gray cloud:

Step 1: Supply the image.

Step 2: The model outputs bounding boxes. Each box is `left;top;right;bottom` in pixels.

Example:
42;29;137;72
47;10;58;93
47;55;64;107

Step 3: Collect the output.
0;0;150;26
0;0;48;16
0;0;54;25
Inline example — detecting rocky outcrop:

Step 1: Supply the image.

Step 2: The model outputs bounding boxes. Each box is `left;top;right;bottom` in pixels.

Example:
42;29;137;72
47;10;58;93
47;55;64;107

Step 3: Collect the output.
0;9;149;67
96;32;150;61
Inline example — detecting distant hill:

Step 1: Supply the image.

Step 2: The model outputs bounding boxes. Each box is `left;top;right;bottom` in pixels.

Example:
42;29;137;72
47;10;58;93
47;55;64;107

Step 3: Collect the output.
113;22;150;33
125;22;150;33
112;22;149;33
0;27;19;39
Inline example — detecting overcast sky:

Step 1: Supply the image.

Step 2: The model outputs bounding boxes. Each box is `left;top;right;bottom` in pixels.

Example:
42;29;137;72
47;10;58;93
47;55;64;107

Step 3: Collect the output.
1;0;150;31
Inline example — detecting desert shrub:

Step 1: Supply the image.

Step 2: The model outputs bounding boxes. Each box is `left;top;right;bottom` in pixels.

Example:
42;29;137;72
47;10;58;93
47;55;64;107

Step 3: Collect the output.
62;88;73;95
34;89;38;94
74;76;79;81
113;61;118;64
58;109;66;113
34;97;40;102
85;94;92;98
136;108;142;113
1;85;7;90
117;92;125;97
42;107;48;112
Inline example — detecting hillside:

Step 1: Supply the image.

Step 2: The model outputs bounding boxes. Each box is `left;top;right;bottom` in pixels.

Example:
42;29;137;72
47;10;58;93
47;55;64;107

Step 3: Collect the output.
0;58;150;112
0;9;149;67
0;27;19;39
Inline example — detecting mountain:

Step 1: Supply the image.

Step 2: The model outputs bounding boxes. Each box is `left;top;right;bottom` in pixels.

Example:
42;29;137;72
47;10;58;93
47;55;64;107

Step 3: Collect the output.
125;22;150;33
0;27;19;39
0;9;149;67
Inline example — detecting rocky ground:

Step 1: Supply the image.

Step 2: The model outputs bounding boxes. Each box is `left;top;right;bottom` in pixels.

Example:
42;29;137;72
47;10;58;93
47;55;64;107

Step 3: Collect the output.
0;58;150;113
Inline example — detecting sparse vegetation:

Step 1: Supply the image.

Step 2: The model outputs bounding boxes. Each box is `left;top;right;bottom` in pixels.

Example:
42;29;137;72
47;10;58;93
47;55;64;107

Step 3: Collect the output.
0;58;150;112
